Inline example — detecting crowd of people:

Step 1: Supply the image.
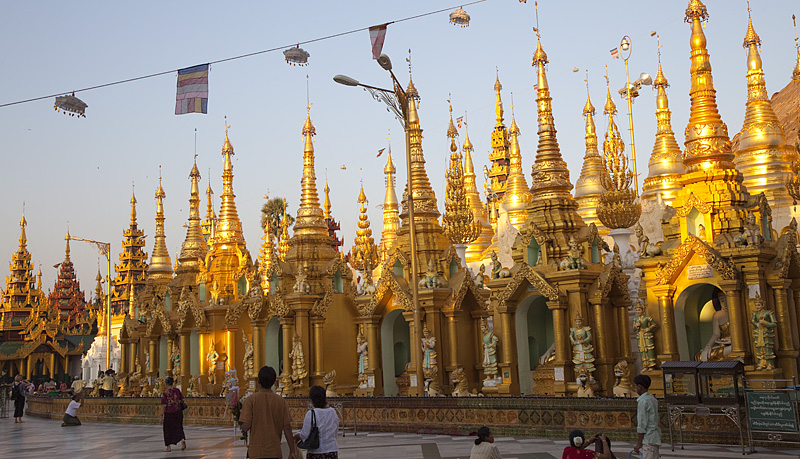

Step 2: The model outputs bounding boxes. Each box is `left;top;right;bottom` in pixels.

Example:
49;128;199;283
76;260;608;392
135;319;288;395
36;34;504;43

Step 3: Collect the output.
5;367;662;459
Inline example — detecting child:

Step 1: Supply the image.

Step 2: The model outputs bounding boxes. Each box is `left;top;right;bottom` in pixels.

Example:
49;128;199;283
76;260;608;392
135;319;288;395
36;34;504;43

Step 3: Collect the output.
62;393;83;426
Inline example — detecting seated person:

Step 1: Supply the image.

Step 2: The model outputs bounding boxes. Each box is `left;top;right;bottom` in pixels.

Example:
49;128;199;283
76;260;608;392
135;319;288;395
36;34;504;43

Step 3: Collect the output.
62;393;83;427
562;430;612;459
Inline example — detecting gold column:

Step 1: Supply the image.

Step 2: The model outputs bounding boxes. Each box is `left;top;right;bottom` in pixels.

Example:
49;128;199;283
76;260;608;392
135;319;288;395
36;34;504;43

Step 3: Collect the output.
591;298;610;365
119;341;129;375
49;353;55;378
311;317;324;379
252;320;267;371
615;298;633;362
445;312;458;372
225;328;237;374
64;355;69;378
280;317;294;377
26;355;32;380
771;282;797;375
166;337;175;375
548;300;569;364
198;333;208;377
402;311;420;387
179;332;191;388
652;285;678;361
366;319;380;374
719;280;748;360
148;338;158;376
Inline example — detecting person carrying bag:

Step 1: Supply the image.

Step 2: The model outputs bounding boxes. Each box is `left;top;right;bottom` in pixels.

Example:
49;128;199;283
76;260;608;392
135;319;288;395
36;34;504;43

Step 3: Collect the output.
295;385;339;459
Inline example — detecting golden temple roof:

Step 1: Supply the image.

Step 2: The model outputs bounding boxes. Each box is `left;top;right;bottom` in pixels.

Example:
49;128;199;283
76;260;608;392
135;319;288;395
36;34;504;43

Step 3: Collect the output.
574;87;607;231
487;74;511;201
642;58;684;207
293;111;328;239
176;156;208;274
148;174;173;279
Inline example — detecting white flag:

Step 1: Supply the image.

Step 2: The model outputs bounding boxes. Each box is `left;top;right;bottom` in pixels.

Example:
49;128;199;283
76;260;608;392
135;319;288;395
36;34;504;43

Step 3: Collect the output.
369;24;388;60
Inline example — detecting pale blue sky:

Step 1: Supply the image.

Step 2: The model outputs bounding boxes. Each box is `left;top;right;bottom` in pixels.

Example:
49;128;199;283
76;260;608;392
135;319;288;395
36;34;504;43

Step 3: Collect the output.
1;0;797;294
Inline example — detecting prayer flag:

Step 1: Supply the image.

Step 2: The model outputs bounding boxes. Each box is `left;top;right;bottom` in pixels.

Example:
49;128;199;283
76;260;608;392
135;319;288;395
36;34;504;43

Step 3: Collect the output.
175;64;209;115
369;24;388;60
533;84;539;91
610;48;620;59
456;116;463;128
377;148;386;158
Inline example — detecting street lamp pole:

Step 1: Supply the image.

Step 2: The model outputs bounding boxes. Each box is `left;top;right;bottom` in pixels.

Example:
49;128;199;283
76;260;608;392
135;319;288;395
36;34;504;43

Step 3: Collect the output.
334;53;424;396
620;35;639;196
70;235;112;370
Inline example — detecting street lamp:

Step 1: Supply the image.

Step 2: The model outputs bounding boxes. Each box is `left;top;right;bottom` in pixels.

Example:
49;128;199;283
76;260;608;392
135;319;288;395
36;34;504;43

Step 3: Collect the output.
333;53;424;396
617;35;652;197
69;235;112;371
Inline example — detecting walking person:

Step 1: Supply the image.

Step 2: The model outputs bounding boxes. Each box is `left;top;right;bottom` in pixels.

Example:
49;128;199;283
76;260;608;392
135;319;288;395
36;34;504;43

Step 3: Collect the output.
11;375;26;423
633;374;661;459
160;376;186;452
62;393;83;426
470;426;502;459
296;385;339;459
102;369;115;397
240;366;296;459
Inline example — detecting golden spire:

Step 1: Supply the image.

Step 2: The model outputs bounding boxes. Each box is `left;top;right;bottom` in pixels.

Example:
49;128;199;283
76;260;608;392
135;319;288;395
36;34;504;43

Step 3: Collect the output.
734;8;798;224
19;210;27;248
683;0;734;172
502;96;533;228
278;199;290;261
294;106;328;238
64;227;71;261
380;139;400;259
597;75;641;229
202;173;216;245
177;154;208;272
575;74;608;231
323;177;332;220
129;186;138;225
642;44;684;208
215;121;246;246
487;72;511;201
530;31;573;200
443;99;481;246
461;114;493;263
148;169;173;278
352;179;378;272
258;218;274;293
793;14;800;82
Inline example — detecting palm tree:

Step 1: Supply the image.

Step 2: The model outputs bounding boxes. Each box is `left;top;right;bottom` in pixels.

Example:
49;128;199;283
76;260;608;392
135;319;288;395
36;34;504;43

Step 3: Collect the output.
261;197;293;240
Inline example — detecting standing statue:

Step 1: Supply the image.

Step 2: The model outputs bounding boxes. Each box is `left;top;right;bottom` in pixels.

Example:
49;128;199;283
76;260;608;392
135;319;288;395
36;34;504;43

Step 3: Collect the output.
480;318;499;382
207;340;219;385
242;333;255;380
569;313;596;376
633;300;658;370
144;350;151;373
421;324;437;370
752;294;776;370
171;341;181;378
289;333;308;381
356;325;368;377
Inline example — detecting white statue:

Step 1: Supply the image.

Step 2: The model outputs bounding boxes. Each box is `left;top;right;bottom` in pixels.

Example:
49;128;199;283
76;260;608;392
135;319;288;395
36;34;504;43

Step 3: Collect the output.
495;203;519;269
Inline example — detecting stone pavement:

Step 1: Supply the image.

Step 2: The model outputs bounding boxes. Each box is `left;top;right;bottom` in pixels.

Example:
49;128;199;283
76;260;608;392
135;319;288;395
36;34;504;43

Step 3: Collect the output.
1;416;799;458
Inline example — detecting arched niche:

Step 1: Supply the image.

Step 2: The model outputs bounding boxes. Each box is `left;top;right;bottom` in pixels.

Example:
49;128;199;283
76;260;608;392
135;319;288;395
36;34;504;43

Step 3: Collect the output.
380;308;410;396
333;270;344;294
527;239;541;267
515;294;553;395
266;316;283;374
674;283;725;361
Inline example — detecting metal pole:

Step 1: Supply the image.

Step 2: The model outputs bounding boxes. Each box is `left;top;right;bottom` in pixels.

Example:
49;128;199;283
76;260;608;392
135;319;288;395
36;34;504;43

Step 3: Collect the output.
405;124;424;397
106;246;111;371
623;56;639;196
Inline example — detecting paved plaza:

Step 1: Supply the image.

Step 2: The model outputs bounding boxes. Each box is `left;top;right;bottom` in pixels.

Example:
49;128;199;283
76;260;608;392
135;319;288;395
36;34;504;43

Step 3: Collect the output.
1;416;799;459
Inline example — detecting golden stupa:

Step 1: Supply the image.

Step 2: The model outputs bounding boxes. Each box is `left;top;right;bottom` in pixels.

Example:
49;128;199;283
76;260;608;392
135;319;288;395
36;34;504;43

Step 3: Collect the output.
574;81;607;233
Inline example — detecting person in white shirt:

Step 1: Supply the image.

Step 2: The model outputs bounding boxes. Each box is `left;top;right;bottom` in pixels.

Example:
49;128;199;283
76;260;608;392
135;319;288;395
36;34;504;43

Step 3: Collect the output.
470;426;502;459
296;385;339;459
62;393;83;426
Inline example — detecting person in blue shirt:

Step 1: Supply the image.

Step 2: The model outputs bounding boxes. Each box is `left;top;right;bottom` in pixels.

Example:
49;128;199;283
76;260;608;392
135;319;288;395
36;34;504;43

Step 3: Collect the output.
633;374;661;459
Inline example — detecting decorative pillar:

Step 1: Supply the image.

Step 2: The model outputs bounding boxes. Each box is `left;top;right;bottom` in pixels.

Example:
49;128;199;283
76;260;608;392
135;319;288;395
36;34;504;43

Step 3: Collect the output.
26;355;32;380
311;316;325;381
402;311;420;390
198;333;208;378
225;328;237;375
279;317;294;378
148;337;158;376
652;285;679;362
615;297;633;363
549;300;569;364
179;332;191;388
366;318;381;391
251;320;267;371
119;341;129;376
719;280;749;361
770;282;797;376
63;355;69;379
445;312;459;372
166;337;175;376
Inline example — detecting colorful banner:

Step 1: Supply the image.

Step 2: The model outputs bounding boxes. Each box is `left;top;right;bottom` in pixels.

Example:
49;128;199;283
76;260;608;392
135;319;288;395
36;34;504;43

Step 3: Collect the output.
369;24;388;60
175;64;209;115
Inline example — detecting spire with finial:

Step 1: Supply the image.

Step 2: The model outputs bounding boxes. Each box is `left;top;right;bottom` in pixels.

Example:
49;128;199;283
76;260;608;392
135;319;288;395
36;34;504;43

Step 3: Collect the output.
380;134;400;259
323;178;332;220
461;113;493;263
49;226;86;320
502;92;532;227
793;14;800;82
293;100;328;239
278;199;290;261
575;72;608;232
443;97;481;247
176;152;208;275
148;167;173;279
597;72;641;230
111;184;148;314
352;178;379;273
405;49;419;101
487;70;511;201
215;118;246;246
258;218;274;293
642;37;684;208
202;172;216;245
322;174;344;252
734;4;798;226
2;209;38;308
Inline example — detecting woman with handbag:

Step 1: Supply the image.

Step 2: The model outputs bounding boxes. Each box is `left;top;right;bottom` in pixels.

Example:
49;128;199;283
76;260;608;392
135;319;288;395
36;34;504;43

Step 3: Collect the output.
160;376;187;452
296;385;339;459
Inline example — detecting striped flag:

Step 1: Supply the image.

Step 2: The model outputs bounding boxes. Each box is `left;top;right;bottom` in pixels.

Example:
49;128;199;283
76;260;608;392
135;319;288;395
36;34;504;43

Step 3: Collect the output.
610;48;620;59
377;148;386;158
369;24;388;60
175;64;209;115
456;116;463;128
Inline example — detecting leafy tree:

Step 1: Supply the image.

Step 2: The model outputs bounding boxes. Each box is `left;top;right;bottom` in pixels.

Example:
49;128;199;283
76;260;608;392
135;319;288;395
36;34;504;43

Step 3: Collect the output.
261;197;294;240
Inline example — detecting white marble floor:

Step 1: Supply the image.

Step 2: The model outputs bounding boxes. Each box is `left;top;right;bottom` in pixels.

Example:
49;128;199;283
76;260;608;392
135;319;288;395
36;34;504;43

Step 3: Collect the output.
1;416;798;459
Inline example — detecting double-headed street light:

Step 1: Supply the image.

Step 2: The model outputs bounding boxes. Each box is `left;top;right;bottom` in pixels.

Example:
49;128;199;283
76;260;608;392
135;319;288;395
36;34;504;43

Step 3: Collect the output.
618;35;652;197
69;235;112;370
334;54;424;396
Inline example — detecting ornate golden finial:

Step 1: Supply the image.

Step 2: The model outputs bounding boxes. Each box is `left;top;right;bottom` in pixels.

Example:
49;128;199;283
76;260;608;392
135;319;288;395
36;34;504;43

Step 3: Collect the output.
641;38;684;208
352;179;378;273
149;166;173;278
793;14;800;81
735;7;798;221
461;110;492;263
685;0;709;23
575;73;608;231
64;226;71;259
129;182;138;225
597;74;641;229
380;135;400;259
295;103;327;239
447;94;458;139
502;92;532;225
178;147;207;271
215;122;246;247
443;108;481;245
487;71;511;201
494;70;504;127
323;175;332;220
202;171;216;244
222;116;233;154
278;198;290;261
258;217;274;292
405;49;419;101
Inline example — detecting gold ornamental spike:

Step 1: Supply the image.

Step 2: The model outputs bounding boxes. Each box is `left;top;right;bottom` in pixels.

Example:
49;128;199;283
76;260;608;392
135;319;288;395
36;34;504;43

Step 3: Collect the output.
575;76;608;232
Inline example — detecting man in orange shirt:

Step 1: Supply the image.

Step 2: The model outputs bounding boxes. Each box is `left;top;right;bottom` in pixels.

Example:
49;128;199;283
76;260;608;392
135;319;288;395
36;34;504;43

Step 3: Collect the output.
240;366;296;459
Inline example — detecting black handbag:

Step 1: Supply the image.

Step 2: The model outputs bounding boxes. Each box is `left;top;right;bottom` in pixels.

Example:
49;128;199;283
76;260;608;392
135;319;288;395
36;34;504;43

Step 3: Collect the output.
296;409;320;450
179;399;188;411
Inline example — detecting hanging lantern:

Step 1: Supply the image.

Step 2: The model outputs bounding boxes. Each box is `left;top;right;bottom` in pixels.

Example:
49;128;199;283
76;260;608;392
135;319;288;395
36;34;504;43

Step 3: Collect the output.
283;45;310;66
54;92;87;118
449;6;470;27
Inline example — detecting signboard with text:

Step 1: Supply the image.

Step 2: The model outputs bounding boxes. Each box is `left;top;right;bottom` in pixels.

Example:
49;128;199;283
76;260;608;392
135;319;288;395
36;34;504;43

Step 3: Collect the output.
746;392;798;432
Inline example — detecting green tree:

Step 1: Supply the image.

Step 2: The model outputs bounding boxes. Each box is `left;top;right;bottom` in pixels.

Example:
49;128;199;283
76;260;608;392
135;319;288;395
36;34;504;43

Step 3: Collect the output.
261;197;294;240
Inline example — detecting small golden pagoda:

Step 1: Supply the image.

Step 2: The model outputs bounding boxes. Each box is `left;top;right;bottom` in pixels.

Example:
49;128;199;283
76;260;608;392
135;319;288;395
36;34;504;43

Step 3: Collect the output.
574;83;608;233
278;202;291;261
201;177;216;246
641;54;684;208
351;181;379;275
733;12;798;229
258;219;274;293
502;103;533;228
110;190;149;317
487;74;511;202
148;174;174;287
461;121;494;266
378;146;400;263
